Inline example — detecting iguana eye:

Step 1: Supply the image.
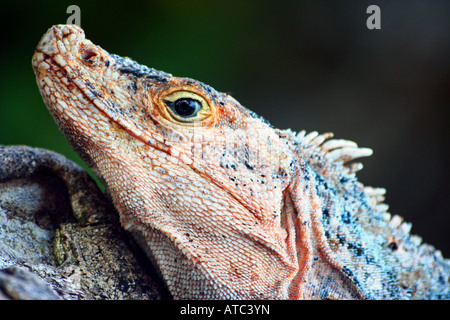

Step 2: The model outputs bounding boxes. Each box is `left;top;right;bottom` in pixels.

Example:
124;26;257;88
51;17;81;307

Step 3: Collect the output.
168;98;201;118
162;90;211;123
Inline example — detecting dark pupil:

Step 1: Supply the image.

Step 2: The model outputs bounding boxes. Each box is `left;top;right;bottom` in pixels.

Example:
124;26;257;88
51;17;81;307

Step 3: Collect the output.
173;98;201;117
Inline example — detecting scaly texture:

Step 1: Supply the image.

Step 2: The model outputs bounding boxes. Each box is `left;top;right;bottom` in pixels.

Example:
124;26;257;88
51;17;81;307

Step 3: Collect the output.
32;25;449;299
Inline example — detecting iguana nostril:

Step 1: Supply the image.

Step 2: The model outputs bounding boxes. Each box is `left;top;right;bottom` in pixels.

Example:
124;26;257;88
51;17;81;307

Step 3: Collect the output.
81;49;97;62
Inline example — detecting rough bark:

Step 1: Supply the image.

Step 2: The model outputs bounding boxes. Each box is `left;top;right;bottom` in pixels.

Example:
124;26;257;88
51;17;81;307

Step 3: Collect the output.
0;145;166;299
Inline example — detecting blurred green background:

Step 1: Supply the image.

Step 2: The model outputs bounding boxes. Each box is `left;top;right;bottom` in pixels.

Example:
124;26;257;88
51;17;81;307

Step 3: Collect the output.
1;1;449;256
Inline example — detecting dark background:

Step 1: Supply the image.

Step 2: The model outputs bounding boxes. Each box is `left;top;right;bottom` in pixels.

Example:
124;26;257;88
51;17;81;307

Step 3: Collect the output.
1;1;449;256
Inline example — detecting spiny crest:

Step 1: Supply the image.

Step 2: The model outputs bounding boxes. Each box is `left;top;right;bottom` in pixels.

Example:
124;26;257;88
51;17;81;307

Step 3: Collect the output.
295;130;373;175
294;130;398;231
295;131;450;299
293;129;374;201
294;130;415;220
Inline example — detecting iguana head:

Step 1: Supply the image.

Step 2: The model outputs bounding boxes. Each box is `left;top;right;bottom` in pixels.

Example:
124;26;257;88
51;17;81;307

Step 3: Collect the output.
33;24;300;298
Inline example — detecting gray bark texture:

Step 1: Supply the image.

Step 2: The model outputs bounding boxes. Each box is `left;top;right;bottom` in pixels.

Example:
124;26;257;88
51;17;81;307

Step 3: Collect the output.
0;145;166;299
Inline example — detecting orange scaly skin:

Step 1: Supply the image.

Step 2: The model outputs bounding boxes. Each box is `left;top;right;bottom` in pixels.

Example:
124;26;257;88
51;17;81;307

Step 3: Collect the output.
32;25;449;299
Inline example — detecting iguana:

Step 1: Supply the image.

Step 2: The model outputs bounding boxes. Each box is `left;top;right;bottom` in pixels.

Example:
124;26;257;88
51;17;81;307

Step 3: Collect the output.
31;24;449;299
